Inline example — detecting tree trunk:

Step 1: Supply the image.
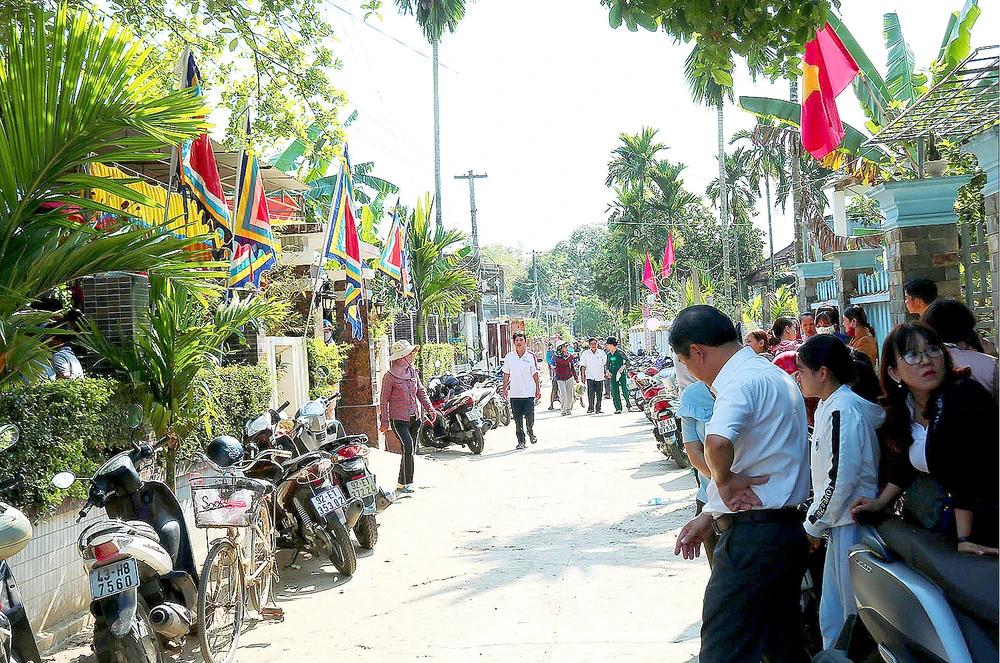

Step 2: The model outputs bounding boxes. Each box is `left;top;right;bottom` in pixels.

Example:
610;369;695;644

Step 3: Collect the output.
789;79;804;264
717;100;732;308
432;39;443;231
765;174;776;292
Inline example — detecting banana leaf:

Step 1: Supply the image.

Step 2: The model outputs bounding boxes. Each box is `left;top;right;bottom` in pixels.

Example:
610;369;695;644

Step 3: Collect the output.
883;13;926;107
935;0;981;83
826;10;893;128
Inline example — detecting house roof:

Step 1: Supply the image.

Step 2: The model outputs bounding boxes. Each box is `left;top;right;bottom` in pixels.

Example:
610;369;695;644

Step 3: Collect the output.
747;241;796;283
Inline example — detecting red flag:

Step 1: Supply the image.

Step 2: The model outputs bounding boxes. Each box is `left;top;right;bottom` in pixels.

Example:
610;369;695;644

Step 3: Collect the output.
801;23;860;160
661;233;676;279
642;252;659;296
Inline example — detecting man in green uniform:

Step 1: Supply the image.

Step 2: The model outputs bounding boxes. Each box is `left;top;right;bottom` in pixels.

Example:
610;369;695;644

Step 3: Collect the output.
604;337;632;414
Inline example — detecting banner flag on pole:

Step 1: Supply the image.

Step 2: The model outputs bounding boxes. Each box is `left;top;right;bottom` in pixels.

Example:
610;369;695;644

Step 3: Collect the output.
642;252;659;296
324;145;365;339
228;118;278;289
801;23;860;160
175;47;232;248
662;232;676;279
378;199;404;284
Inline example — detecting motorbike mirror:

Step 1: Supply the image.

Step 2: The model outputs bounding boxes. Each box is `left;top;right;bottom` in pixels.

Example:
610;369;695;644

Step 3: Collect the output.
125;404;143;430
0;424;19;452
52;471;76;489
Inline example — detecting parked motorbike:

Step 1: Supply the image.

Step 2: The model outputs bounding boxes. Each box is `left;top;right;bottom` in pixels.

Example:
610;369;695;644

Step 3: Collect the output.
649;396;688;469
420;379;491;454
815;513;998;663
318;434;393;550
0;424;41;663
53;405;200;663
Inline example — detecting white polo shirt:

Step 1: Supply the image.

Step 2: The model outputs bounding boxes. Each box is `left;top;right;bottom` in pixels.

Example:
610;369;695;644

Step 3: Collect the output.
502;349;539;398
703;346;810;515
578;348;607;380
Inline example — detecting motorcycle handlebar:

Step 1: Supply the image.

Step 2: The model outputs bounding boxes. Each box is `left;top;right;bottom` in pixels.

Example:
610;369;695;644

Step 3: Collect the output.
277;400;290;413
0;473;25;492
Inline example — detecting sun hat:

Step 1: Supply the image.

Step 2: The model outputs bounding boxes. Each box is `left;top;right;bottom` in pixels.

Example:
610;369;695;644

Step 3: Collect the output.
389;339;420;362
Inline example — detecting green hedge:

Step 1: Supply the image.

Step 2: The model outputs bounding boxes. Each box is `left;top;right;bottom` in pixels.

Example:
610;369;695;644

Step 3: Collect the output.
306;338;348;399
182;363;273;456
417;343;457;376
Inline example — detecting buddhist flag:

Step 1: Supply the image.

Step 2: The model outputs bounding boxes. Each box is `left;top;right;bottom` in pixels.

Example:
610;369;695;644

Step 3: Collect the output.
324;146;365;340
801;24;860;160
229;120;278;289
642;252;659;296
662;233;676;279
175;47;232;248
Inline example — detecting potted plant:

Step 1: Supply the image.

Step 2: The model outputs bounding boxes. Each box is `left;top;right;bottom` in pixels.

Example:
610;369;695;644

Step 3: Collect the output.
925;134;948;177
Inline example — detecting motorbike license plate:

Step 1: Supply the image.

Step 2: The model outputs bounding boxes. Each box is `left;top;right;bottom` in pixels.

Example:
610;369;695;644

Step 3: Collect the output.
310;486;347;517
346;475;377;499
467;409;482;422
90;557;139;600
657;418;677;434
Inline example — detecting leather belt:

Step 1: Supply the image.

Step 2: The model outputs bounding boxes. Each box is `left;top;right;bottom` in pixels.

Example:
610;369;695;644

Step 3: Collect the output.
712;507;805;536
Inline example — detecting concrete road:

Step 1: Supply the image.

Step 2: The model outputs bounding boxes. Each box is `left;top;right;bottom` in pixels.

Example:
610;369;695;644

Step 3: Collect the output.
48;396;709;663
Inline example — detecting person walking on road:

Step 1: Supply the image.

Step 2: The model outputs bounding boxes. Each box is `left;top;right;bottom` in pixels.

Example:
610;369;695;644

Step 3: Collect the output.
545;342;560;410
670;305;811;663
552;341;578;416
379;340;440;494
604;337;632;413
501;332;541;450
579;337;607;414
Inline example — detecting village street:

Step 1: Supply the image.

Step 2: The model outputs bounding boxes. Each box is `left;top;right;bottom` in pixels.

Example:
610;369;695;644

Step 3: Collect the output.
49;381;710;663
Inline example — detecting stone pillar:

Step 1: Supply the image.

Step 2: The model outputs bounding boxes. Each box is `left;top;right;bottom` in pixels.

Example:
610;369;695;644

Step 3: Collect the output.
827;249;882;316
331;274;383;450
867;176;971;328
793;261;834;313
78;272;150;372
962;128;999;342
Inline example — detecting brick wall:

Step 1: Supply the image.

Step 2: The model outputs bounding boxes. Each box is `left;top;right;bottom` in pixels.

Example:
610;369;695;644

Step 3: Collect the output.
883;223;961;327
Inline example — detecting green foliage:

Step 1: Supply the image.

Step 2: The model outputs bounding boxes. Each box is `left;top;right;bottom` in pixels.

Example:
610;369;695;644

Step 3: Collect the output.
416;343;457;375
0;4;223;389
0;378;130;513
183;363;272;457
524;319;547;338
481;244;528;289
933;0;981;84
882;13;928;107
306;338;348;399
572;296;619;338
393;0;470;44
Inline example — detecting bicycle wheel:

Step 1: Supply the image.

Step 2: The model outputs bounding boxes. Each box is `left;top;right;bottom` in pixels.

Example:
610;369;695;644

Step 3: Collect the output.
198;538;245;663
245;502;276;613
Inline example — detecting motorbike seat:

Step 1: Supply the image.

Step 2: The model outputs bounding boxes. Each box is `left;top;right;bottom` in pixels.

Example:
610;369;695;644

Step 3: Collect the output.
876;518;999;626
84;520;161;547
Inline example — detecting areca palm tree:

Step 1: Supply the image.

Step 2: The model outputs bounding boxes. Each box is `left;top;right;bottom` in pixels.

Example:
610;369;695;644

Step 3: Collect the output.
407;193;477;345
395;0;471;231
605;127;667;192
684;45;735;305
0;4;219;390
707;147;761;299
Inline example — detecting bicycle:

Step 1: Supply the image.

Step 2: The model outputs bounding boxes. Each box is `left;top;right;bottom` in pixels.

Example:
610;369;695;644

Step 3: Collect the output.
192;448;290;663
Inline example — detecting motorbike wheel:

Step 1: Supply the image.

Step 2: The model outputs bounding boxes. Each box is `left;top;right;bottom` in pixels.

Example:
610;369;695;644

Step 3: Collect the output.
198;539;245;663
467;428;485;455
353;514;379;549
93;597;162;663
417;422;437;448
326;515;358;576
670;439;690;469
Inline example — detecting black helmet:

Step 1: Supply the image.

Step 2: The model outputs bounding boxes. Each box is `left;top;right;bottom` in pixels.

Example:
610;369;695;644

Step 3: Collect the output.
206;435;244;468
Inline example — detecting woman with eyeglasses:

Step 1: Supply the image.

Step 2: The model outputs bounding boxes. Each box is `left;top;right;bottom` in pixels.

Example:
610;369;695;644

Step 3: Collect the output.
852;323;999;555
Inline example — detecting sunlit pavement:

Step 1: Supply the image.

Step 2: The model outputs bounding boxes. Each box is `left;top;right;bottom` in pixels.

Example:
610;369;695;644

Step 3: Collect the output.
47;387;709;663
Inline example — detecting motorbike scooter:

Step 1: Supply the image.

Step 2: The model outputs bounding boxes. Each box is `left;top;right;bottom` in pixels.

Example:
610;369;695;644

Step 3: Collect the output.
318;434;393;549
419;383;492;455
52;406;199;663
649;396;689;469
0;424;42;663
815;513;998;663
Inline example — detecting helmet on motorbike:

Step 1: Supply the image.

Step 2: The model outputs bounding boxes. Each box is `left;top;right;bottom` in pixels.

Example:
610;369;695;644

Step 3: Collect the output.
772;350;799;376
206;435;244;468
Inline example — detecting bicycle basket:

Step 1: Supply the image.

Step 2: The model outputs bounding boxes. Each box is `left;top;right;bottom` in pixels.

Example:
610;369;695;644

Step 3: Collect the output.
191;476;266;528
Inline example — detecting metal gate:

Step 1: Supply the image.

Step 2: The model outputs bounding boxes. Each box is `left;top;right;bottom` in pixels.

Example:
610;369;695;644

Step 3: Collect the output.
960;218;995;344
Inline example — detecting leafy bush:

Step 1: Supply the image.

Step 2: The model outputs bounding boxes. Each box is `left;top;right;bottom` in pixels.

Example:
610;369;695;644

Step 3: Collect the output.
306;338;348;399
0;378;132;513
417;343;456;375
180;363;273;458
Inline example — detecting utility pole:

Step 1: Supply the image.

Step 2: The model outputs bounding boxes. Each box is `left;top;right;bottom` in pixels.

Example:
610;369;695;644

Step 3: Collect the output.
531;250;541;320
455;170;488;361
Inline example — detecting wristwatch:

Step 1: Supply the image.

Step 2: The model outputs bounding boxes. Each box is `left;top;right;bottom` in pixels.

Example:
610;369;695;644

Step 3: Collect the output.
957;536;970;543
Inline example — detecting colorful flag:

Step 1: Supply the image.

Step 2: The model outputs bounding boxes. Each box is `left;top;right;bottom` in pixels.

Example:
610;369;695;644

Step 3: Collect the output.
801;24;860;160
175;47;233;248
324;146;365;339
642;252;659;296
662;233;676;279
229;120;278;289
378;200;404;284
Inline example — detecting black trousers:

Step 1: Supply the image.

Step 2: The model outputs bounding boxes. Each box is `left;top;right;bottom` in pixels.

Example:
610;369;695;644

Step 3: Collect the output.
587;379;604;412
509;397;535;445
700;520;810;663
391;417;420;485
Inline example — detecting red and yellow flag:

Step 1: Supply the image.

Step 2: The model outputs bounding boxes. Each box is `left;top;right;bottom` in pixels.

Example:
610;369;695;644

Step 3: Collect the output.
801;24;860;160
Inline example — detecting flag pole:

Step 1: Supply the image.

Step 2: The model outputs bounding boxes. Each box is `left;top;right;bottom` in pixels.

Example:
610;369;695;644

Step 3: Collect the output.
304;158;343;339
163;46;190;227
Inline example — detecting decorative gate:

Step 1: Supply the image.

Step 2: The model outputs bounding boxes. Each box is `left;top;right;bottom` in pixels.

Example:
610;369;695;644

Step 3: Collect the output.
960;218;995;344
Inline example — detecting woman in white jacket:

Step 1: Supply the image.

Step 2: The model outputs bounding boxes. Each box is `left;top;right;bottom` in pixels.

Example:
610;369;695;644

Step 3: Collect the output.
795;334;885;650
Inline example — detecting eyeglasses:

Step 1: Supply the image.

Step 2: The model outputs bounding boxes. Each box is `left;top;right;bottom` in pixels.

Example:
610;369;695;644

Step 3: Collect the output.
901;346;944;366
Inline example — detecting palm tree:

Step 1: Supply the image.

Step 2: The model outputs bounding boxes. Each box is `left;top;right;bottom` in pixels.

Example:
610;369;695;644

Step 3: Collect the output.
706;147;759;299
394;0;471;231
684;45;735;306
407;193;477;346
0;4;218;389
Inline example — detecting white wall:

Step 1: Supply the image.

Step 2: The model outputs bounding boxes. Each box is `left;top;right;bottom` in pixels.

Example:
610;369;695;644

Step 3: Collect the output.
266;336;309;414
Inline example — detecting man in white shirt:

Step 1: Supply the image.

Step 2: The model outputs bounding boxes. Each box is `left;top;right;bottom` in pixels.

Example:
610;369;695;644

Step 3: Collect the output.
501;332;541;450
578;337;608;414
669;305;811;663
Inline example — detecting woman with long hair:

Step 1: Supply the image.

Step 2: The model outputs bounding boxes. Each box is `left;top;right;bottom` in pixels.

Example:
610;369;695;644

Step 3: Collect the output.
852;323;999;555
843;305;878;368
768;316;800;355
744;329;773;361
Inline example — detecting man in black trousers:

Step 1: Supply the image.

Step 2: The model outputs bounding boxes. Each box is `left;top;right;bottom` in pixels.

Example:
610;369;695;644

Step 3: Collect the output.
670;305;811;663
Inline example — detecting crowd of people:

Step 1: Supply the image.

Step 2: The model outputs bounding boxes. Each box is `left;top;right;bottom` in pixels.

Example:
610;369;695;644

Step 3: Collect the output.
671;277;998;662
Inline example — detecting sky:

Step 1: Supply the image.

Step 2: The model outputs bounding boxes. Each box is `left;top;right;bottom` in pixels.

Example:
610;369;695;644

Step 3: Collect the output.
321;0;996;258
